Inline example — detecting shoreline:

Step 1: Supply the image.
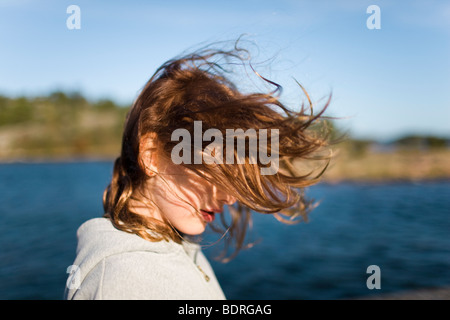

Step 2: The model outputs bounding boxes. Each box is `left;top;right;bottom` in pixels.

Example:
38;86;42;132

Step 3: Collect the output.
0;156;116;164
321;176;450;185
353;285;450;300
1;156;450;184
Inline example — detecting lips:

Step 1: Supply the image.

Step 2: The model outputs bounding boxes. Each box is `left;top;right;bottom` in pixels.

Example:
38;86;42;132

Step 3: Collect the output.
200;209;221;223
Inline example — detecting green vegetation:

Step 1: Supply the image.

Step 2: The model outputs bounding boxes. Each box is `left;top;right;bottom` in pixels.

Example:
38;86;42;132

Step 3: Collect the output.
323;146;450;182
392;135;449;149
0;91;449;181
0;91;129;160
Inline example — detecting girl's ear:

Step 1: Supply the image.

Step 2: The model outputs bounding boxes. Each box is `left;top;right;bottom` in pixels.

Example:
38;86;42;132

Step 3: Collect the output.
139;132;159;176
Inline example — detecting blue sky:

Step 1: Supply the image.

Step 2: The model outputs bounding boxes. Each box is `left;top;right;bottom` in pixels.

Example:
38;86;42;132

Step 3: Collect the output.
0;0;449;140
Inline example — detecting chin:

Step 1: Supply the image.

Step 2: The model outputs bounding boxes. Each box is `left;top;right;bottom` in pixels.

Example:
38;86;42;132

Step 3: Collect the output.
179;222;207;236
182;227;207;236
173;215;208;236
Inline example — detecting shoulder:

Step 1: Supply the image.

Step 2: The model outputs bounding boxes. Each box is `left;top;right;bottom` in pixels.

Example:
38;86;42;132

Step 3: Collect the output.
91;250;185;299
75;249;213;300
68;218;223;300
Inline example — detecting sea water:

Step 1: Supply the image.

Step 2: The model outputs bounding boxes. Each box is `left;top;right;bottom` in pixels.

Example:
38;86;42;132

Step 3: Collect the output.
0;162;448;299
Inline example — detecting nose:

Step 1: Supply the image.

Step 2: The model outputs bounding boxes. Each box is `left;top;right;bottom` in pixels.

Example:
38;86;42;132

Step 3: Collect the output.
213;185;237;206
223;194;237;206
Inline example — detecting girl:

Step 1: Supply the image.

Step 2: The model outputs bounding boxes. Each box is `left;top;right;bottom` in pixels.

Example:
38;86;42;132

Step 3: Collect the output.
64;43;332;300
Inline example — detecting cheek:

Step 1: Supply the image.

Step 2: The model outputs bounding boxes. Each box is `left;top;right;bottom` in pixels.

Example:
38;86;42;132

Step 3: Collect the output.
162;174;206;208
151;165;211;235
154;186;206;235
165;204;206;235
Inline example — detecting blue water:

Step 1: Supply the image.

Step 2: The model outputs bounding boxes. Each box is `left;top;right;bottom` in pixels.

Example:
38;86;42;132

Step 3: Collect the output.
0;162;449;299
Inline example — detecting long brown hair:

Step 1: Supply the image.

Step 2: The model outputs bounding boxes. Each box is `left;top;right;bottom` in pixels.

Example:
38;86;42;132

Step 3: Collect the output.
103;42;333;261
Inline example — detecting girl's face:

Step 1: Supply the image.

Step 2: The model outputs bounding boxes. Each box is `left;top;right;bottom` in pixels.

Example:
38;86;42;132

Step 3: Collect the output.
146;159;237;235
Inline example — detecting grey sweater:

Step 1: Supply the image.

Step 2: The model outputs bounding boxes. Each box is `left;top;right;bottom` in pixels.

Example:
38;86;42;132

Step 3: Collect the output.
64;217;226;300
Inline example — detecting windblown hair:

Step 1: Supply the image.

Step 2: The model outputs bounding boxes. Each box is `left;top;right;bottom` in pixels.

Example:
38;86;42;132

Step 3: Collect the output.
103;43;333;261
